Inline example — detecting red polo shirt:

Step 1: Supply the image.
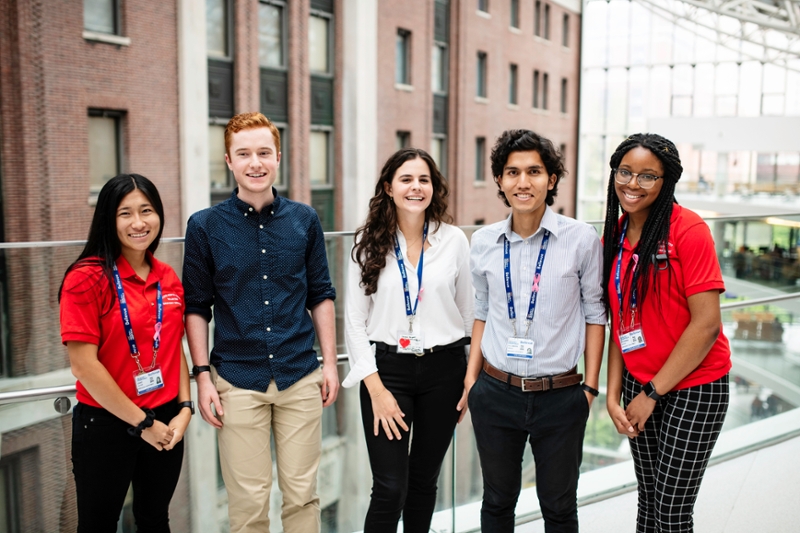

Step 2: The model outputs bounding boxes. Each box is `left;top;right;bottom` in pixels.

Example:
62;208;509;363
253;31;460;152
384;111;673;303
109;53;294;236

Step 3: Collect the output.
609;205;731;390
60;254;185;408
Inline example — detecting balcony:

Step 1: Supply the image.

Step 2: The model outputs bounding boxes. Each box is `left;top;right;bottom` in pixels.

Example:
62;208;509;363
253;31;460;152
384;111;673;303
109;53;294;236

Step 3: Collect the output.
0;212;798;532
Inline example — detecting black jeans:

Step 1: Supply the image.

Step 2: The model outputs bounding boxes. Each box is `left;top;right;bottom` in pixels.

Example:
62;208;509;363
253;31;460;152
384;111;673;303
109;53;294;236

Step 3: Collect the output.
359;343;467;533
469;370;590;533
71;399;184;533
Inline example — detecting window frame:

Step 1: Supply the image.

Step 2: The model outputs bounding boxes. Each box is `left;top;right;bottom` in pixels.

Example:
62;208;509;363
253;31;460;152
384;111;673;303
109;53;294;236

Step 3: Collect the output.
309;9;334;77
477;51;488;98
83;0;121;36
544;3;550;40
478;0;489;13
309;126;334;190
396;131;411;150
560;77;568;113
432;41;449;95
475;136;486;182
87;108;124;195
534;1;541;37
431;134;448;178
510;0;520;29
562;13;569;47
533;70;540;108
206;0;233;61
396;29;412;86
542;73;549;110
509;63;518;105
259;0;288;70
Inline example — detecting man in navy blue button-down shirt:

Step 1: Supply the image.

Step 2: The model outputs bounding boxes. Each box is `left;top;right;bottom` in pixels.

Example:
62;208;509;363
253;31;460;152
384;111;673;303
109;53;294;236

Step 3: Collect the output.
183;112;338;533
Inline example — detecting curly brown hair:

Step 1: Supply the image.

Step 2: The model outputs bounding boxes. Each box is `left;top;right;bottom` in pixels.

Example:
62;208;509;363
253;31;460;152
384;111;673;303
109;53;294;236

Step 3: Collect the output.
351;148;452;295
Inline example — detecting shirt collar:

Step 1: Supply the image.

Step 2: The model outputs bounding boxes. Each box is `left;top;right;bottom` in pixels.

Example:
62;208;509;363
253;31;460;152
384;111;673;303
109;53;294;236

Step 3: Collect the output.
396;221;443;246
229;187;283;216
497;206;559;243
115;251;163;284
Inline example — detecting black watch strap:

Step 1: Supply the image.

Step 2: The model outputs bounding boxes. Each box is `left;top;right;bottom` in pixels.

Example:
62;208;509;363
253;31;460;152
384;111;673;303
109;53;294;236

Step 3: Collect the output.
178;401;195;415
581;383;600;397
192;365;211;377
643;381;663;401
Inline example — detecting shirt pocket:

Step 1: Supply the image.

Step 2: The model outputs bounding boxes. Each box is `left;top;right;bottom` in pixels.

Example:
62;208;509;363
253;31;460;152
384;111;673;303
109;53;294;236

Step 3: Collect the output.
538;273;581;321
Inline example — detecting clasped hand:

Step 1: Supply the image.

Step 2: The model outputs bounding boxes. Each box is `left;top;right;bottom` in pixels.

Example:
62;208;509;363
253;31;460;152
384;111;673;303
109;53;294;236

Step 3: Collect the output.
608;391;656;438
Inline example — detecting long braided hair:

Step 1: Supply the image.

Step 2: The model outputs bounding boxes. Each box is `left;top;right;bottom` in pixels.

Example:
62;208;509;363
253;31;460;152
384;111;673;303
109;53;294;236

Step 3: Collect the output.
601;134;683;315
351;148;452;296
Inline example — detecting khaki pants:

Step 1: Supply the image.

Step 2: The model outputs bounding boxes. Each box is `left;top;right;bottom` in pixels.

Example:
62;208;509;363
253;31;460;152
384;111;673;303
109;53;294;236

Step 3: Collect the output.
214;367;324;533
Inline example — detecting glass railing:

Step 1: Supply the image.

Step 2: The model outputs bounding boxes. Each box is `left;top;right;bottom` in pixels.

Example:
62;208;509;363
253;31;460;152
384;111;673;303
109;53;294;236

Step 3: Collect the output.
0;212;798;532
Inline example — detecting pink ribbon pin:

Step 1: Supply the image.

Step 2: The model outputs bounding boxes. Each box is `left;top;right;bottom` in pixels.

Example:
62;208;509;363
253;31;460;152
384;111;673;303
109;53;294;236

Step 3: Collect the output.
532;274;541;293
153;322;162;343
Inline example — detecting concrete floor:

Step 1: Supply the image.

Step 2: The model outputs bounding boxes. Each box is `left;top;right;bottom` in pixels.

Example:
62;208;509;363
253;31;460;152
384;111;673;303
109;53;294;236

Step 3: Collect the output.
516;435;800;533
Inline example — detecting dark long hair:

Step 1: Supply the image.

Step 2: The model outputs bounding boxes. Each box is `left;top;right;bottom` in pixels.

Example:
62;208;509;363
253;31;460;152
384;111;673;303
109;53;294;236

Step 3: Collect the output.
351;148;452;295
601;134;683;314
58;173;165;303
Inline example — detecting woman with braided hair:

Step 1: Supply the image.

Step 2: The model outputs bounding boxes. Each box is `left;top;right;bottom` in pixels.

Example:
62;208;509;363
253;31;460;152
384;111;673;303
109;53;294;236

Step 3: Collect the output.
602;134;731;532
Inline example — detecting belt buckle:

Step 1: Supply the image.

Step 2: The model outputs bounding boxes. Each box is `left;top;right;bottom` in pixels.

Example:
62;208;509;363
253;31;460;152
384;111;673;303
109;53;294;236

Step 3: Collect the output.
520;378;539;392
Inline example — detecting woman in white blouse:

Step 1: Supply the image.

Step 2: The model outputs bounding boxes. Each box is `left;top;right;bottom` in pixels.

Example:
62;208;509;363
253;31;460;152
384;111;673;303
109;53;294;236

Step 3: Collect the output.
343;148;473;533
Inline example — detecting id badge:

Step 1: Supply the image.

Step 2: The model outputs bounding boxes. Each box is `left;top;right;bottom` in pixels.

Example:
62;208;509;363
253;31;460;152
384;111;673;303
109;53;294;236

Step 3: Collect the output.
133;366;165;396
506;337;534;359
397;330;424;354
619;326;646;353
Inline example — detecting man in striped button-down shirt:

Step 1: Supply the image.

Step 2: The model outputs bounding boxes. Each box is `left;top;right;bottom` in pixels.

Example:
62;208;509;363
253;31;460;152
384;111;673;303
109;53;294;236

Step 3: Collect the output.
464;130;605;533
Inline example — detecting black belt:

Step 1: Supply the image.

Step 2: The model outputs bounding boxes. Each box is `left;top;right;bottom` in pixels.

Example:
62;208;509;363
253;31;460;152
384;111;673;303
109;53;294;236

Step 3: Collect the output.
372;337;471;356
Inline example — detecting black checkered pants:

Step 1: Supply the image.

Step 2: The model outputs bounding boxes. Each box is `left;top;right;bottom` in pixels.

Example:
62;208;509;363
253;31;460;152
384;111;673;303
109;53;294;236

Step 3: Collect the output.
623;369;729;533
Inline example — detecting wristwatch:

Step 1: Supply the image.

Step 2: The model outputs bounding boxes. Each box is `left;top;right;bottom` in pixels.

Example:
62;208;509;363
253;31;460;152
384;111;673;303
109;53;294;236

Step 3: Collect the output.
178;401;195;415
192;365;211;377
642;381;663;401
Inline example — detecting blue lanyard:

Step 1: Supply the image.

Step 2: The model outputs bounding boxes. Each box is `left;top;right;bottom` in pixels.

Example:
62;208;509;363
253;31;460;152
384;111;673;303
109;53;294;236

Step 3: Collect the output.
393;222;428;331
503;230;550;337
112;262;162;374
614;218;639;326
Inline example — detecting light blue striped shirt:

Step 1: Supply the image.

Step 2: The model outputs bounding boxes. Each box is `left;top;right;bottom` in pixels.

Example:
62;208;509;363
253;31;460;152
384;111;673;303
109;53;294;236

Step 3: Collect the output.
470;207;605;377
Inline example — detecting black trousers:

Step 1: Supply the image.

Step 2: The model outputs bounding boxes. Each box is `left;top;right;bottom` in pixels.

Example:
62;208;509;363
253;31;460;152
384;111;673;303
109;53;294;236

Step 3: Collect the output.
71;399;184;533
359;343;467;533
623;369;729;533
469;369;590;533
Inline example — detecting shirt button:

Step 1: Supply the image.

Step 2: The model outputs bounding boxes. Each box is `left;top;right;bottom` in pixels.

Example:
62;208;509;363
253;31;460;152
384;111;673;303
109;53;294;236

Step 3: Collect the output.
244;213;248;217
260;225;263;229
249;207;254;212
262;249;266;253
269;354;274;359
151;302;154;306
270;210;274;215
265;301;269;305
263;275;268;279
266;327;271;332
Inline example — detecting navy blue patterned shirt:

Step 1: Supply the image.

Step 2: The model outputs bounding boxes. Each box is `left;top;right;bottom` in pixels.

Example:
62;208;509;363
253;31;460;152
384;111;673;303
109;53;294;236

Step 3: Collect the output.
183;189;336;392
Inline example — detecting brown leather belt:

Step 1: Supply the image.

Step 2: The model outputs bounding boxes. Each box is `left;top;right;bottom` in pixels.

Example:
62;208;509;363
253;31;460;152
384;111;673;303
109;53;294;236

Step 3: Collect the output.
482;360;582;392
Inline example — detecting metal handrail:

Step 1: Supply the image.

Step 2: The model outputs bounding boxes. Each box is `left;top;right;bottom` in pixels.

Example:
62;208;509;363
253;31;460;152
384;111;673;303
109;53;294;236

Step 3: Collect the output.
2;292;798;407
1;212;798;249
0;353;353;406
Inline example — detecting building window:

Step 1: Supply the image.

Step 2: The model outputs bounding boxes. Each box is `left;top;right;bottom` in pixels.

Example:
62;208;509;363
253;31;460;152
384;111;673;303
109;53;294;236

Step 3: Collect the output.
259;1;285;68
432;43;448;94
534;1;541;37
560;78;568;113
309;15;331;74
542;73;549;110
478;0;489;13
509;64;518;105
477;51;487;98
310;130;332;187
396;131;411;150
562;13;569;47
206;0;229;59
544;4;550;39
510;0;520;28
396;29;412;85
533;70;540;108
560;143;567;164
209;124;231;191
0;457;21;533
475;137;486;182
84;0;119;34
431;136;447;177
88;110;122;192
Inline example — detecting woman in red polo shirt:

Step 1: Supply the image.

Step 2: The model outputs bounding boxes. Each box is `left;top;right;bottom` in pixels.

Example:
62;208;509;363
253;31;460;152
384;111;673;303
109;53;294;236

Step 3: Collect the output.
59;174;191;532
602;134;730;533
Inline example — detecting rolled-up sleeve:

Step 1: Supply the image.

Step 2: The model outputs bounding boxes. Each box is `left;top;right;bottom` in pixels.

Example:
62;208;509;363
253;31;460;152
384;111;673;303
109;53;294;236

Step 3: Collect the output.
305;215;337;309
182;214;215;322
470;234;490;322
579;226;607;325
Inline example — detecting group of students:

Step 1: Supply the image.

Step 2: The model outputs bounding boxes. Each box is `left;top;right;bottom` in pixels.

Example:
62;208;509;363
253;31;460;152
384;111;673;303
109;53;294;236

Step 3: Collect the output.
59;111;730;533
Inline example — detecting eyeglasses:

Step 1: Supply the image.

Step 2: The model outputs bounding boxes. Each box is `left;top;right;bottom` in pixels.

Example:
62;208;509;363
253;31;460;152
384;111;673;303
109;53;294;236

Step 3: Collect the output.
614;169;662;189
